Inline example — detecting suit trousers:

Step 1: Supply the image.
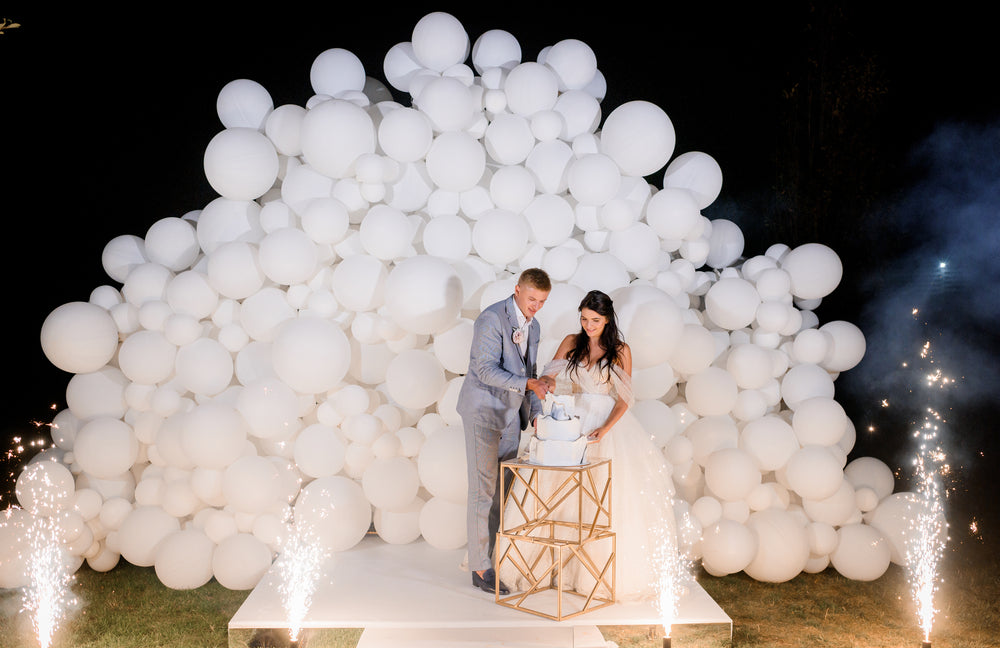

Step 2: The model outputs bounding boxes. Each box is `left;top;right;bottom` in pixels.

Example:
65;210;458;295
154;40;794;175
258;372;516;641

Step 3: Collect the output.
463;418;521;573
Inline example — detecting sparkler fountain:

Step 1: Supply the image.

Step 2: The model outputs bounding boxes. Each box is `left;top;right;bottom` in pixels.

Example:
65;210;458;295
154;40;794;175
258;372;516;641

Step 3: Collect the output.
274;518;329;646
904;337;950;648
14;461;79;648
655;507;696;647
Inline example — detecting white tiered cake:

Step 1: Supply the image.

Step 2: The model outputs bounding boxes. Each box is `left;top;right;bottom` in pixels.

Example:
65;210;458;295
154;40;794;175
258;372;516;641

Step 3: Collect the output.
527;395;587;465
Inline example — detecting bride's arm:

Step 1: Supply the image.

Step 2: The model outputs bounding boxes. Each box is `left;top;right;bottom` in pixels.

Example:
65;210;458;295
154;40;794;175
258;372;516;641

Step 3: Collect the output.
540;334;576;391
588;344;633;443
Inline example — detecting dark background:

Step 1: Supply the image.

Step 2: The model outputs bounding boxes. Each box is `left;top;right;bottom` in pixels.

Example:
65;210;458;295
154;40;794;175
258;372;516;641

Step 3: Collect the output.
3;5;997;552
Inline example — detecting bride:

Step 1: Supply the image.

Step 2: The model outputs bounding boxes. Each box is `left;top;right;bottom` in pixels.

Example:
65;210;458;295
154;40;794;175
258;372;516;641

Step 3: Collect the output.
498;290;679;601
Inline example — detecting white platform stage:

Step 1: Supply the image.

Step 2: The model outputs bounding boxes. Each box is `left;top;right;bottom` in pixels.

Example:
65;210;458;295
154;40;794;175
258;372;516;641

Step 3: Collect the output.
230;535;731;647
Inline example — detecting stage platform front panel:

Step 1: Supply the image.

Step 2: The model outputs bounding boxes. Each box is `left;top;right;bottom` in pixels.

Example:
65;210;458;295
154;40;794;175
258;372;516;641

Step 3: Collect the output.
229;536;730;635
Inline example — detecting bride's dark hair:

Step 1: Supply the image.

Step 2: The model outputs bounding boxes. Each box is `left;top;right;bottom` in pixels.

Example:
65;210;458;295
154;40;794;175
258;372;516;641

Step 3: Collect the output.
566;290;625;380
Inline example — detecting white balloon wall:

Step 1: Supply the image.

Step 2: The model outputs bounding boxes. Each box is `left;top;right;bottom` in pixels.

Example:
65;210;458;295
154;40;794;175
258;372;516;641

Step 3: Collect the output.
3;12;916;591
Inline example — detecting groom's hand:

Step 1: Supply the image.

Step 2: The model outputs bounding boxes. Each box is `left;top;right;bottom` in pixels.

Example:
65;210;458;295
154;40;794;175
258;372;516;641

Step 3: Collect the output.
526;378;548;400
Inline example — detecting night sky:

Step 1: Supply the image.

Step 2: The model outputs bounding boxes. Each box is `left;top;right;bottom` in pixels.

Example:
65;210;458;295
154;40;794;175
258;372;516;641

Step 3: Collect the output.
3;6;997;542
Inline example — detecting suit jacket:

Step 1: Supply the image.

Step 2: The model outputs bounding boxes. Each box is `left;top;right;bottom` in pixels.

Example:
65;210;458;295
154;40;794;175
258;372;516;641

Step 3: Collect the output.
456;295;542;432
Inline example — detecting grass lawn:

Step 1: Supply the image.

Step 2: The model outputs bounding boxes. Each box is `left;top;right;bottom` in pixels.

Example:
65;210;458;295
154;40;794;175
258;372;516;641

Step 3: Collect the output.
1;536;995;648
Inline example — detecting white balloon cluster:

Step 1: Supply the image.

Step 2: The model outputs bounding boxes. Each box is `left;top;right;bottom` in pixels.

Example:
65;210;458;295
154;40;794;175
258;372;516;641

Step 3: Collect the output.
3;12;919;590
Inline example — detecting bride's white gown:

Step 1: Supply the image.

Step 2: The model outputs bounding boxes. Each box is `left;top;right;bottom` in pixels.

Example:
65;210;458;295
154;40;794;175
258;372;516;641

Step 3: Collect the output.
497;363;678;602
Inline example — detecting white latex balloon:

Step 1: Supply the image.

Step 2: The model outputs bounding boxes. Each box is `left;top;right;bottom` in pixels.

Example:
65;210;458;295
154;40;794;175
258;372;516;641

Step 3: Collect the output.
265;104;307;157
272;316;351;395
204;127;279;201
661;151;724;209
422;214;472;261
378;109;433;169
216;78;273;130
310;48;366;98
374;496;425;544
154;529;215;589
74;417;139;480
471;209;530;266
830;523;890;581
41;302;119;374
16;460;75;516
294;475;372;552
739;415;799;472
102;234;147;284
705;277;761;330
222;456;283;514
544;38;597;90
384;255;463;335
704;448;762;502
780;363;835;410
608;223;659;273
780;243;843;300
212;533;273;590
206;241;266;300
384;349;447;410
117;506;181;567
471;29;521;73
819;320;867;372
802;479;858;527
706;219;744;269
600;101;675;177
743;508;809;583
301;99;376;179
415;77;475;133
504;62;559;116
784;446;844;500
700;519;757;576
174;338;234;396
362;456;420;510
844;457;895;500
118;330;177;385
258;227;318;285
411;11;469;72
332;254;388;312
65;367;129;421
483;113;534;165
568;153;621;206
792;397;848;446
294;423;347;478
425;131;486;192
360;204;414;260
144;217;200;272
645;187;702;242
685;367;738;417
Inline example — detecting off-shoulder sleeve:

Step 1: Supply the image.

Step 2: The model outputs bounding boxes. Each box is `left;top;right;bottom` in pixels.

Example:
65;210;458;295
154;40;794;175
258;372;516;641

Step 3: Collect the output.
610;364;635;408
541;358;568;377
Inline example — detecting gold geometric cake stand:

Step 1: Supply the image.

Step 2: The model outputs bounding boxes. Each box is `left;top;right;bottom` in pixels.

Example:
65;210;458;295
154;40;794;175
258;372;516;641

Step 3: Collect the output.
495;458;615;621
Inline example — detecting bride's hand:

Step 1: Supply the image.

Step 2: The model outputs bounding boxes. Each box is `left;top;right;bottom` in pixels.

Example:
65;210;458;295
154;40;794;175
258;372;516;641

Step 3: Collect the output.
587;426;609;443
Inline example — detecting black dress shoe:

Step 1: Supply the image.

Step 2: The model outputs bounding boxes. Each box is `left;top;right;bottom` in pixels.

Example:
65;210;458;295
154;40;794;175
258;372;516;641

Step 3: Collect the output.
472;568;510;595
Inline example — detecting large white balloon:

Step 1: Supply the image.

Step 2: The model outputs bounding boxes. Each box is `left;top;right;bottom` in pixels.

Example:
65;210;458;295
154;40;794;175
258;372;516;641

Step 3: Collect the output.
40;302;119;374
294;475;372;552
272;317;351;394
600;101;675;177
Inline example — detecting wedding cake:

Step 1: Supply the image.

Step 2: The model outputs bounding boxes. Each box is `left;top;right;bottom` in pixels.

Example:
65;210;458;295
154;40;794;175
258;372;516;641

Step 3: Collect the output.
528;395;587;465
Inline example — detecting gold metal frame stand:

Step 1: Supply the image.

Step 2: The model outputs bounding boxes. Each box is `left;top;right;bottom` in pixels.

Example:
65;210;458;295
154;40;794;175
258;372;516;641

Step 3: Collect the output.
495;458;616;621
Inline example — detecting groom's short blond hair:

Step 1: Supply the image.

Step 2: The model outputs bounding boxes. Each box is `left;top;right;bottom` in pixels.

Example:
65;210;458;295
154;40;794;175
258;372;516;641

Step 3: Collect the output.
517;268;551;292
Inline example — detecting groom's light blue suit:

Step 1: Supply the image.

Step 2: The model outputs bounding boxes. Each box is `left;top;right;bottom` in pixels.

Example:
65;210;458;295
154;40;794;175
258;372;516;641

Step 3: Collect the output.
457;295;542;573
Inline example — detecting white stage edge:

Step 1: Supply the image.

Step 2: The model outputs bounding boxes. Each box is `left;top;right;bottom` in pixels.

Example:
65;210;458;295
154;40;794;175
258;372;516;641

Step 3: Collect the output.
230;535;731;646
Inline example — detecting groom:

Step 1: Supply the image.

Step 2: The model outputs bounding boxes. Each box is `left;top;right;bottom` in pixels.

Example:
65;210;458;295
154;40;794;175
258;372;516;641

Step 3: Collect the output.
457;268;551;594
